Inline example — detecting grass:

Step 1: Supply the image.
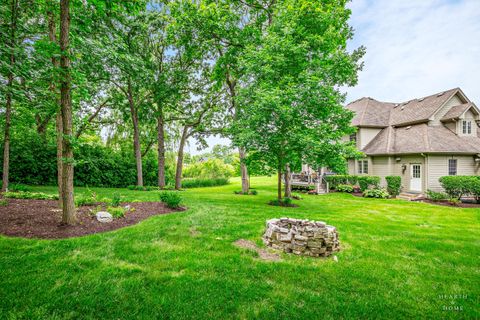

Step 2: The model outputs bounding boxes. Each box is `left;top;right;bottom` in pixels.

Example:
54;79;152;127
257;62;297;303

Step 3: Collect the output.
1;176;479;319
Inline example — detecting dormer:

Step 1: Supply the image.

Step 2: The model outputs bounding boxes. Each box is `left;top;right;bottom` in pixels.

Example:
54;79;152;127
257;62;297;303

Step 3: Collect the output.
440;102;480;136
429;89;470;125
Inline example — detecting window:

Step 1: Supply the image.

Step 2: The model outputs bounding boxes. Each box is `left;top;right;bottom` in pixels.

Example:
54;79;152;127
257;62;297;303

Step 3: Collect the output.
448;159;457;176
462;120;472;134
412;165;421;178
349;133;357;142
358;160;368;174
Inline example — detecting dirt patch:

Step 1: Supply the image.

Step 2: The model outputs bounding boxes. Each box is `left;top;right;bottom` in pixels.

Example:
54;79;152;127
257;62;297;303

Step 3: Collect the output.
234;239;281;262
418;199;480;208
0;199;183;239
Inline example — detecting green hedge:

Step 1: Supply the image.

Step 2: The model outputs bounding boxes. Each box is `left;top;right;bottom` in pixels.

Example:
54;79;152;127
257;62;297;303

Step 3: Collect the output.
385;176;401;197
439;176;480;201
336;184;354;193
0;134;175;188
325;175;380;191
181;178;229;189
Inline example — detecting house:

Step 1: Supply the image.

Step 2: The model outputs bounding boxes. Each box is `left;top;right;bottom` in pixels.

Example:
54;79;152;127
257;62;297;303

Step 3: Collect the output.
346;87;480;194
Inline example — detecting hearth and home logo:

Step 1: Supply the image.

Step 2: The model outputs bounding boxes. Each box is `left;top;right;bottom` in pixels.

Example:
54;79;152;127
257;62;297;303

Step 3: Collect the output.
438;294;468;312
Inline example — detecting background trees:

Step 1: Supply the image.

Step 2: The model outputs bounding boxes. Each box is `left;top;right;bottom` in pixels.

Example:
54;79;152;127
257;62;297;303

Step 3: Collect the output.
1;0;364;217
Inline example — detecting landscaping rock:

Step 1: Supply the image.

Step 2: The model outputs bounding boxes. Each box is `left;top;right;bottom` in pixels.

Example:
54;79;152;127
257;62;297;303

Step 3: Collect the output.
263;218;340;257
96;211;113;223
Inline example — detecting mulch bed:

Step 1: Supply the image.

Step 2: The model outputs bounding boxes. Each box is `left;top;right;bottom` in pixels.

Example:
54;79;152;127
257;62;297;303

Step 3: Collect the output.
416;199;480;208
0;199;184;239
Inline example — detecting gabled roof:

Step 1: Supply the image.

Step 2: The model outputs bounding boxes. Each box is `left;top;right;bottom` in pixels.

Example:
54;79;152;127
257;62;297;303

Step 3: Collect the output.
362;123;480;155
441;103;479;122
390;88;461;126
347;97;394;127
346;88;468;127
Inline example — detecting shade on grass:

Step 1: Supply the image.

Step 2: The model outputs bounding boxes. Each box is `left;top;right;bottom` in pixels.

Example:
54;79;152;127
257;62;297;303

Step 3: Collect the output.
1;177;479;319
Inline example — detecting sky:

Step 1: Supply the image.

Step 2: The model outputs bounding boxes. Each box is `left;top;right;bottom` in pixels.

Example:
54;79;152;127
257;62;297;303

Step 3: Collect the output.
188;0;480;155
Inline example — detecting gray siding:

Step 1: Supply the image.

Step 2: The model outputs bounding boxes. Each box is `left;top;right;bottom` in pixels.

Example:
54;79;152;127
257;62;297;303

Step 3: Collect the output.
427;155;479;191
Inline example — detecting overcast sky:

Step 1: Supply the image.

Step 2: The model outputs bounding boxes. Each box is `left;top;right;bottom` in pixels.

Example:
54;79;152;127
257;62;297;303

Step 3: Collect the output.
189;0;480;155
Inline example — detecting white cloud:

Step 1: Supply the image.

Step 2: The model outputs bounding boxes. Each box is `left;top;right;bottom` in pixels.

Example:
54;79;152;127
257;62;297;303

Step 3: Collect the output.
346;0;480;103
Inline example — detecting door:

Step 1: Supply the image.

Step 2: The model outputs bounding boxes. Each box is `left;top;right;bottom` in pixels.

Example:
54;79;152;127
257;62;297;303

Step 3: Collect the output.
410;164;422;192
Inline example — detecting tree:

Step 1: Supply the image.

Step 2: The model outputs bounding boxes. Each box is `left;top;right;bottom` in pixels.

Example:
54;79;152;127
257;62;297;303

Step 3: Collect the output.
59;0;76;224
0;0;19;192
173;90;224;190
189;0;273;194
101;8;152;187
233;0;365;200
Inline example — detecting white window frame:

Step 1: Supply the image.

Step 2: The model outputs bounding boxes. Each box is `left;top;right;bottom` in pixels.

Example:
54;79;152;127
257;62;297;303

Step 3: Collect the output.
448;159;457;176
462;120;472;134
357;160;368;174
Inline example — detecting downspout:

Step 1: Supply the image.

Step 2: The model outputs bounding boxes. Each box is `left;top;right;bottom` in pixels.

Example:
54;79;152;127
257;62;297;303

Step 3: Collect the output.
421;153;428;193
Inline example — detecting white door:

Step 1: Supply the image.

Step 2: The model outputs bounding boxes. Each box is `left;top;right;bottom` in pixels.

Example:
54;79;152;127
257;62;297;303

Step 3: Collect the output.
410;164;422;192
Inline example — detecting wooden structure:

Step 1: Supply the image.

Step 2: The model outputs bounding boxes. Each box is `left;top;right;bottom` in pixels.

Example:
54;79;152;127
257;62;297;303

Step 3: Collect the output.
291;172;329;194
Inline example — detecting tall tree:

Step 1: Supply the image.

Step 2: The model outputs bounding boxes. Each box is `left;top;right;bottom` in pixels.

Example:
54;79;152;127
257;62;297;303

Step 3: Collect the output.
233;0;365;200
59;0;76;224
1;0;18;192
102;10;152;187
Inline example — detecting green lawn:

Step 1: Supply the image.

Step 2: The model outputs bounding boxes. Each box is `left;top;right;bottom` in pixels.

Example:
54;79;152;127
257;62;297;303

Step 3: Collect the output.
1;177;479;319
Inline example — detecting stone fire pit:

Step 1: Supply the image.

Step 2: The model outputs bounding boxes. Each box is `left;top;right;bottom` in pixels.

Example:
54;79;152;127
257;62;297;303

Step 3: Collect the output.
263;218;340;257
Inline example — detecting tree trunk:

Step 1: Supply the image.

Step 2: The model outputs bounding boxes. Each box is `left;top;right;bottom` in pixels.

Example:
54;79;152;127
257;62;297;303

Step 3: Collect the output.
60;0;76;224
239;147;249;193
277;165;282;200
157;109;166;188
56;113;63;207
175;126;188;190
284;163;291;198
127;82;143;187
2;0;17;193
227;74;250;195
2;82;12;193
48;1;62;207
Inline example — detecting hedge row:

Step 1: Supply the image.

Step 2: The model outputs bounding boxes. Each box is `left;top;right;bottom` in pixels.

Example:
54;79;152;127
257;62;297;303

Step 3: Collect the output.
385;176;401;197
439;176;480;201
181;178;229;188
325;175;380;191
0;135;175;188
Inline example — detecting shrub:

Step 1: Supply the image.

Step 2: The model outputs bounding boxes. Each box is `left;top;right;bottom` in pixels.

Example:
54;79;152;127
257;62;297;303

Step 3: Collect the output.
385;176;401;197
448;198;460;206
183;158;235;179
357;176;380;191
159;191;182;209
325;175;358;189
0;199;8;206
336;184;354;193
111;192;121;207
107;206;127;218
439;176;480;200
363;188;389;199
8;183;30;192
2;191;58;200
268;197;296;207
75;189;97;207
127;185;158;191
291;192;302;200
181;178;229;189
426;189;448;202
325;175;380;191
